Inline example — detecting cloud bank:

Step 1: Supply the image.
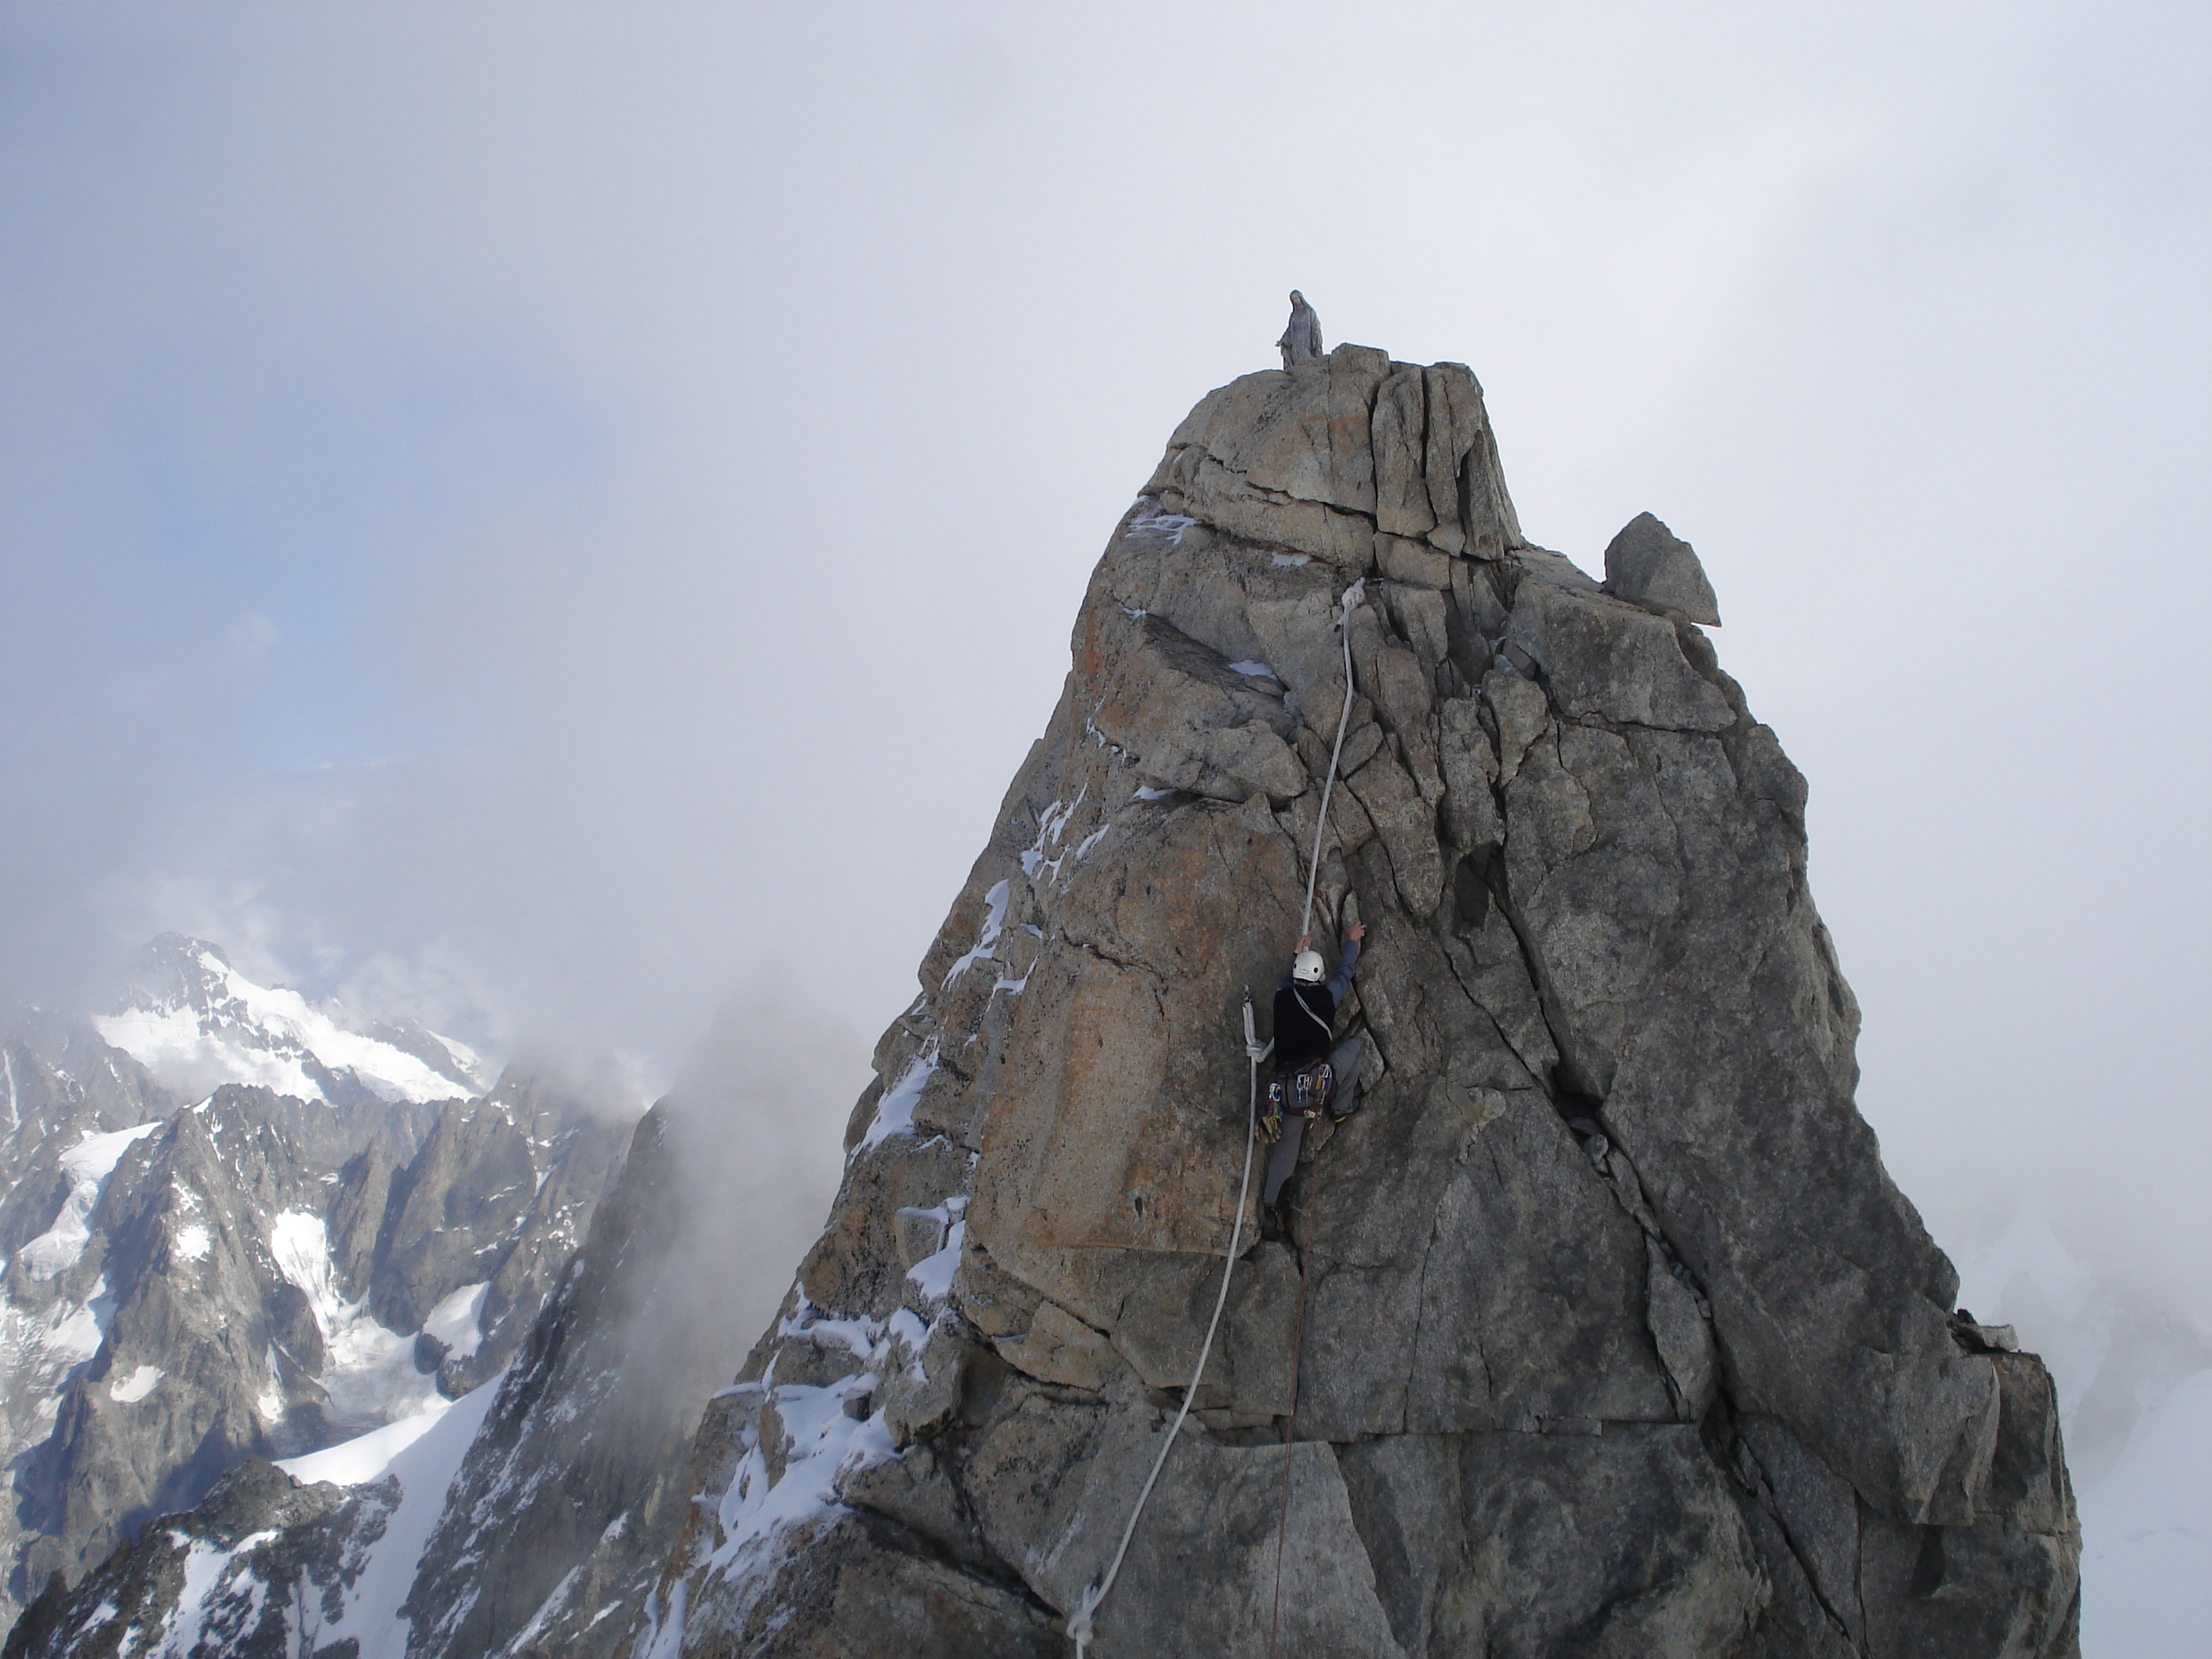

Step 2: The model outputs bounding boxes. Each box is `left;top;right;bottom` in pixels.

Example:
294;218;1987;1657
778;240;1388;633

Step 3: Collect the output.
0;3;2203;1421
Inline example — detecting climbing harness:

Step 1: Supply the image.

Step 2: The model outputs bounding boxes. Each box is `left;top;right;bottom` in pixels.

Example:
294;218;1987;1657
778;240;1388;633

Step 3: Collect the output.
1264;987;1340;1141
1067;580;1364;1658
1264;1058;1335;1133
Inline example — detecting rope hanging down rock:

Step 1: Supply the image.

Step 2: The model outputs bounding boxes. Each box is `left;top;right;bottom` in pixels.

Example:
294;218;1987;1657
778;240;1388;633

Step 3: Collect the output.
1066;993;1261;1657
1067;580;1365;1657
1300;580;1364;939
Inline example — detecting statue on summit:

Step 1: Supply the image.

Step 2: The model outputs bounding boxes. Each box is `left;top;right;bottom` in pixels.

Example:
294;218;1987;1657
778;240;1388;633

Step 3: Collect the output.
1276;289;1323;368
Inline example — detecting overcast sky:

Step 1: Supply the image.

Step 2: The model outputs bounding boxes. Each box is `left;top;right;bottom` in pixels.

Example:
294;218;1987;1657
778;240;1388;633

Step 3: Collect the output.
2;5;2206;1327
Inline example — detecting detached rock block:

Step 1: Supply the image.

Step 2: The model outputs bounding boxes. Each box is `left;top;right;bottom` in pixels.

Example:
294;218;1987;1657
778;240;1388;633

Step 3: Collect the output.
1603;511;1723;626
994;1301;1119;1390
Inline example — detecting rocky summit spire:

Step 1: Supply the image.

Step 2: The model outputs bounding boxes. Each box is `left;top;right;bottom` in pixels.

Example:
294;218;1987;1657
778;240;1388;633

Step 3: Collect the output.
641;344;2080;1657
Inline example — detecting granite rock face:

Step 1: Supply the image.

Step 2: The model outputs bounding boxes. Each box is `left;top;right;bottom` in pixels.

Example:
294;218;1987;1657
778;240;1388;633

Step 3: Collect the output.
2;1458;394;1659
636;348;2081;1657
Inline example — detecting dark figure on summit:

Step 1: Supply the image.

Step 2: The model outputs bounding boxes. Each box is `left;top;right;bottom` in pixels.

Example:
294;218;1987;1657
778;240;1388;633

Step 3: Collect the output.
1276;289;1323;368
1261;921;1365;1209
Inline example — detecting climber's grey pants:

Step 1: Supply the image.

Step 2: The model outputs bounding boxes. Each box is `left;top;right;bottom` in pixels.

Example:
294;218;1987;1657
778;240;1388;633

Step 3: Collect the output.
1262;1038;1363;1207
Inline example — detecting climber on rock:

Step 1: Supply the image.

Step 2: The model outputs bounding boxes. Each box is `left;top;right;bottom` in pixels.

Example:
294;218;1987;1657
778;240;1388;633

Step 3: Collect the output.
1259;921;1366;1211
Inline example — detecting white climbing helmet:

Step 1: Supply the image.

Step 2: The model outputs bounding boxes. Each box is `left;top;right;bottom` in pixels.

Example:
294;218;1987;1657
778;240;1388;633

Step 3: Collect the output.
1291;950;1327;984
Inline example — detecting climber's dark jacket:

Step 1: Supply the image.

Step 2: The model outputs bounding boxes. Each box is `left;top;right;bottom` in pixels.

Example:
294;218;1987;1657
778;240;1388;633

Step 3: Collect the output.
1271;938;1360;1070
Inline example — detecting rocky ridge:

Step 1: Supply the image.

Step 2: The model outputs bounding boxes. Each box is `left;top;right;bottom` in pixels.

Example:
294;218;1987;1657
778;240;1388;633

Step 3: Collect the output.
632;346;2082;1656
1;1003;838;1659
0;982;624;1631
0;1013;174;1203
2;1457;398;1659
394;1016;792;1659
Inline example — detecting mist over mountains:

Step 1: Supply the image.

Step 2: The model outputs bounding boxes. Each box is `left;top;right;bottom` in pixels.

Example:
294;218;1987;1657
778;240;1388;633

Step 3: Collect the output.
0;345;2202;1652
98;936;487;1111
0;939;628;1627
0;9;2203;1650
0;927;855;1652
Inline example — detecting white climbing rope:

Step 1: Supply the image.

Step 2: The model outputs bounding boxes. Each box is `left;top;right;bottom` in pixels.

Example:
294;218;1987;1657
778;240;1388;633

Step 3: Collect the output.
1067;580;1365;1656
1067;993;1261;1657
1300;580;1364;938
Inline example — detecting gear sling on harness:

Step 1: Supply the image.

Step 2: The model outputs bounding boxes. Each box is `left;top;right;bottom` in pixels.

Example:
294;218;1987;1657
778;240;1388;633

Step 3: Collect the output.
1262;980;1341;1143
1065;580;1364;1657
1260;1059;1333;1142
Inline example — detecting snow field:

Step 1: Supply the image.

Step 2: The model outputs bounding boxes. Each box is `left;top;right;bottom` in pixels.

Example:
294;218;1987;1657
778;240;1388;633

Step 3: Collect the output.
95;942;480;1106
19;1122;159;1280
268;1210;485;1427
108;1364;163;1403
262;1375;501;1659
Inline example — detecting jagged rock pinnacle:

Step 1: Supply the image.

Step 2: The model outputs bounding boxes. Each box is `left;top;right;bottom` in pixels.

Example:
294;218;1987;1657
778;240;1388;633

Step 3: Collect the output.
656;346;2089;1656
629;344;2080;1657
3;346;2078;1659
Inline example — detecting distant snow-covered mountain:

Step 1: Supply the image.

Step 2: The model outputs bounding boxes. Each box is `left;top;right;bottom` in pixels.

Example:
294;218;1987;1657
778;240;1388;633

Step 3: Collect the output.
0;943;626;1636
94;935;485;1108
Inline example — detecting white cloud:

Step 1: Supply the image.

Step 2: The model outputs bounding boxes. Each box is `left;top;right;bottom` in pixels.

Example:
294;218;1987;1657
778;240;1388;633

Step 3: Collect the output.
225;611;280;660
0;0;2202;1507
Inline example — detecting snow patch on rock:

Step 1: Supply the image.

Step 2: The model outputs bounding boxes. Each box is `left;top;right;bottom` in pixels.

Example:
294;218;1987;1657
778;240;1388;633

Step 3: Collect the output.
857;1046;938;1155
19;1122;159;1280
903;1197;967;1303
96;938;482;1107
941;881;1009;985
154;1528;280;1657
709;1374;892;1584
269;1210;442;1428
45;1293;108;1364
421;1282;489;1361
0;1275;122;1501
108;1364;163;1403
